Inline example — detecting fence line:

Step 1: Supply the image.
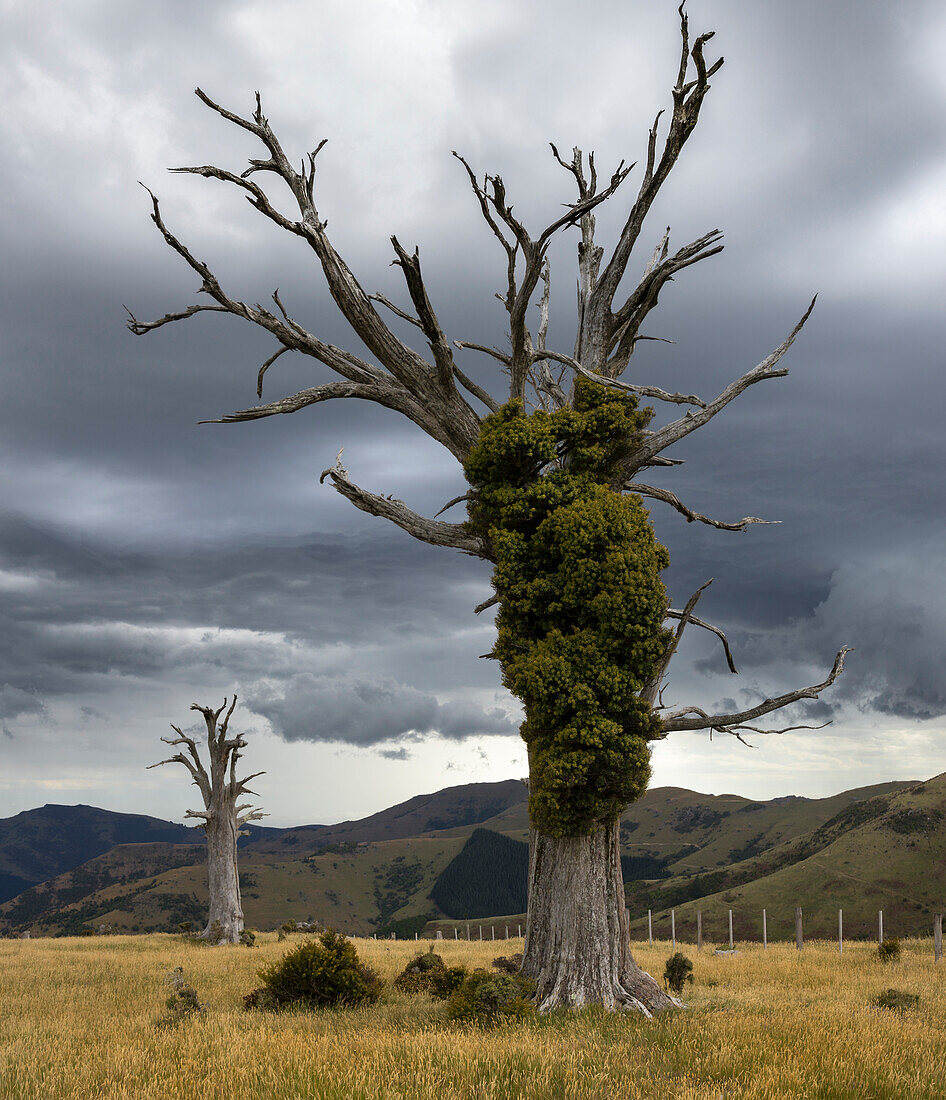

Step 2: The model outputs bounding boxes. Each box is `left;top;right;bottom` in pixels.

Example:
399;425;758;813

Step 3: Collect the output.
387;910;944;957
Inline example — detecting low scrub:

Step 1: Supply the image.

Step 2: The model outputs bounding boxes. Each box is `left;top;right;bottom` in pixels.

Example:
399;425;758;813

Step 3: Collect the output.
244;929;382;1011
663;952;694;995
877;939;902;963
491;953;523;974
447;970;536;1025
393;950;467;998
154;967;205;1028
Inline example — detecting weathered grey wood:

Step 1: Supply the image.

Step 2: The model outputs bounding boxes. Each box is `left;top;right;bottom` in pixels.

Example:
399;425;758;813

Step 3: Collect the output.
147;696;265;944
795;907;804;951
839;909;843;955
879;910;884;944
934;914;942;961
521;825;677;1014
728;909;734;950
671;909;676;948
648;910;653;945
763;908;767;949
697;910;703;952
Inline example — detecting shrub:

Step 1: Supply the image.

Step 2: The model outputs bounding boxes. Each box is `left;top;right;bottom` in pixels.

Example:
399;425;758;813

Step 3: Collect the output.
154;967;205;1028
492;953;523;974
873;988;919;1011
447;970;536;1025
245;929;382;1011
393;951;468;998
877;939;902;963
240;929;257;947
178;922;193;934
663;952;694;995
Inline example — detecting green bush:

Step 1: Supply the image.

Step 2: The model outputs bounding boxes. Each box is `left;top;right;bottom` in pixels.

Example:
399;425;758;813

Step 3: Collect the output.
492;953;523;974
663;952;694;995
154;967;205;1028
877;938;902;963
393;951;468;998
239;929;257;947
872;988;919;1011
245;929;382;1011
447;970;536;1025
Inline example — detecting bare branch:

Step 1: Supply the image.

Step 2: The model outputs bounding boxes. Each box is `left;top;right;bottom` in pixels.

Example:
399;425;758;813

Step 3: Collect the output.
665;608;737;674
630;298;817;470
369;292;424;329
475;594;500;614
642;578;713;705
453;340;511;367
319;451;488;556
452;365;501;414
256;346;290;398
660;646;852;734
626;483;778;531
389;236;456;386
534;348;705;407
433;492;472;518
124;302;231;334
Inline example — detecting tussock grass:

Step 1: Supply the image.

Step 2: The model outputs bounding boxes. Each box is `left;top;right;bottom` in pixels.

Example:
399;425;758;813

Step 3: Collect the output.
1;934;944;1098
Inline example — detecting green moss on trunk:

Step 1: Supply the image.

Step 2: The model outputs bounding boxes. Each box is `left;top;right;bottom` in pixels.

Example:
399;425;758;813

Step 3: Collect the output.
464;381;671;837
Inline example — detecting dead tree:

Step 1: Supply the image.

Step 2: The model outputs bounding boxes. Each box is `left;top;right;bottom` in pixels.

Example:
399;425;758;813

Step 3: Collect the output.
148;697;265;943
129;6;847;1009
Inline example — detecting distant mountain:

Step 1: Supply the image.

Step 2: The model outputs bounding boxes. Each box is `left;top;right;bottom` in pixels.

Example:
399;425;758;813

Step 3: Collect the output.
0;805;200;904
3;775;936;940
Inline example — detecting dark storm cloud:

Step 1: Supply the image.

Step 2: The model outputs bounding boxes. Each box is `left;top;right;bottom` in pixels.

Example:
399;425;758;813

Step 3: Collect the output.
1;0;944;810
248;672;515;747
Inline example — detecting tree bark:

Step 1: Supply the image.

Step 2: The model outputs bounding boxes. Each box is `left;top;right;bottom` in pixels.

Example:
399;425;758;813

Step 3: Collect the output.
203;813;244;944
521;820;677;1015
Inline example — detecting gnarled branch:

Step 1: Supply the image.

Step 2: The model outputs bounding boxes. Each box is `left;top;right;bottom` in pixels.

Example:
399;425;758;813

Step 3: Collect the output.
660;646;851;734
626;482;778;531
319;451;488;557
629;297;817;471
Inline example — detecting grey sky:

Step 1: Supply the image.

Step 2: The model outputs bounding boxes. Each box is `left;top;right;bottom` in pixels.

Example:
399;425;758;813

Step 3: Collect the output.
1;0;944;826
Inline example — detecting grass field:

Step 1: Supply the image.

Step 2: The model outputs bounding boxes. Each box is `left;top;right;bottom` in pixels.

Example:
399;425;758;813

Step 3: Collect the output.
1;933;944;1099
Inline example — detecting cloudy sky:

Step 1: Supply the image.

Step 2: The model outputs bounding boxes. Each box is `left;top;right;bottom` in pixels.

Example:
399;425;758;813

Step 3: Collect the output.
2;0;945;828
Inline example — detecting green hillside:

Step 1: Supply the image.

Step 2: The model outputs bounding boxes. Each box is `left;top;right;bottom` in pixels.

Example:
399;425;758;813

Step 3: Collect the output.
628;775;946;942
2;775;936;940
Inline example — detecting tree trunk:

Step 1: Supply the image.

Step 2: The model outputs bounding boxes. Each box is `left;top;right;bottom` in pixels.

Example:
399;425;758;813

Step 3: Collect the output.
202;814;244;944
521;819;678;1014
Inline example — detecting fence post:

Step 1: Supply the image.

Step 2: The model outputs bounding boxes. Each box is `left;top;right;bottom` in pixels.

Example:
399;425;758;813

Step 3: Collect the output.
648;910;653;945
838;909;843;955
505;925;509;939
697;910;703;952
467;923;470;940
415;932;418;940
454;928;458;940
671;909;676;948
934;914;942;962
878;910;884;945
795;907;803;951
763;908;767;949
479;925;483;941
728;909;734;950
518;924;522;938
491;925;495;940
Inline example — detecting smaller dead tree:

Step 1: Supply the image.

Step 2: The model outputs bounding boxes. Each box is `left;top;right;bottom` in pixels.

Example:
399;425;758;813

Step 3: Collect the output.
148;696;265;943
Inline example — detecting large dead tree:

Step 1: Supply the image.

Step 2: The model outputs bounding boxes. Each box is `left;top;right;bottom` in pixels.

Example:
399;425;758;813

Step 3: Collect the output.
130;6;847;1010
148;697;265;943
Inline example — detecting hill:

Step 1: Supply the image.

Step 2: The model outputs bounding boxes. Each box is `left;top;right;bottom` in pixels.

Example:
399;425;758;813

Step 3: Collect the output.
2;775;935;938
627;773;946;942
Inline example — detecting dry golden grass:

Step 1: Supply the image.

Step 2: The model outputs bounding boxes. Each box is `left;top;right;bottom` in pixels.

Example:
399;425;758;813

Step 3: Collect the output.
1;933;944;1099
